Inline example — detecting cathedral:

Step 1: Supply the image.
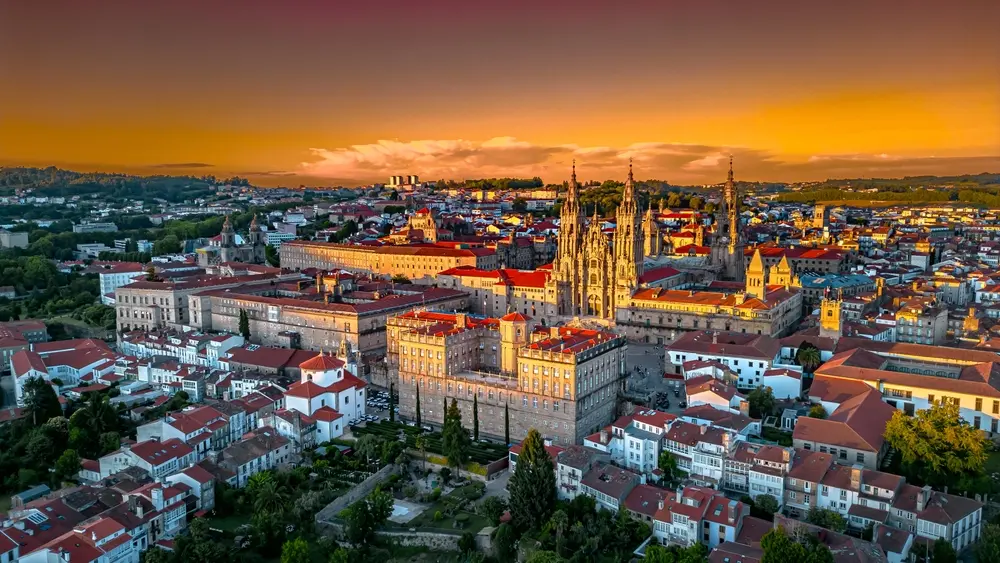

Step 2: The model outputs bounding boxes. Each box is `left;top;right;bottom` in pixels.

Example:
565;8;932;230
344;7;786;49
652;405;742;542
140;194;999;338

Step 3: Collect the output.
709;156;746;280
546;160;644;319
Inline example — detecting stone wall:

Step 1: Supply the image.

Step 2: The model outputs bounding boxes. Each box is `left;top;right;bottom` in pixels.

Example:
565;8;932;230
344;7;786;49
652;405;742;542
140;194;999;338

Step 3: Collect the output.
315;463;399;533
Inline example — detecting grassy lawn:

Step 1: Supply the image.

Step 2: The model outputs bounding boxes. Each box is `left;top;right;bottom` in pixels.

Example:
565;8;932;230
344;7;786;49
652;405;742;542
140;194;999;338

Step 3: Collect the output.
206;514;252;533
394;484;489;535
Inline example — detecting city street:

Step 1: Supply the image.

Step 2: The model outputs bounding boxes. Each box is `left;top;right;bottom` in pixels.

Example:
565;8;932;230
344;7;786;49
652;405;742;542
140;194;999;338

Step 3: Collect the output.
625;342;686;415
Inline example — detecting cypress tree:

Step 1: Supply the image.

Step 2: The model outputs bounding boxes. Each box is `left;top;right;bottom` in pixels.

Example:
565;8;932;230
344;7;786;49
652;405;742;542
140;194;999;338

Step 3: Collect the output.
508;428;556;531
388;383;395;422
472;394;480;441
415;385;421;427
504;403;510;445
238;309;251;340
442;398;470;477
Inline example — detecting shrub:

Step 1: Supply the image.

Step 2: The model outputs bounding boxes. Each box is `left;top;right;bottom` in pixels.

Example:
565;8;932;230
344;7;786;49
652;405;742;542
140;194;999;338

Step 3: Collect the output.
433;510;443;521
403;485;418;499
455;513;470;529
431;488;442;501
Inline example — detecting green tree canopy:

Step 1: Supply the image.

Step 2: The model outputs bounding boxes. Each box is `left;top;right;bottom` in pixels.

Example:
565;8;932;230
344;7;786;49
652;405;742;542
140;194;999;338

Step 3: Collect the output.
442;398;470;473
508;428;556;531
883;402;989;488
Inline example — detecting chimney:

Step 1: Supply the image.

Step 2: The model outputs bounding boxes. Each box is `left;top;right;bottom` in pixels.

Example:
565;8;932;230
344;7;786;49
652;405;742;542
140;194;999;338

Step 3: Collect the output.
738;400;749;417
917;485;932;512
59;548;70;563
316;273;324;293
91;531;97;542
782;448;790;463
700;425;707;435
658;500;665;511
600;430;608;444
152;487;164;508
455;313;467;329
712;331;718;344
850;465;862;490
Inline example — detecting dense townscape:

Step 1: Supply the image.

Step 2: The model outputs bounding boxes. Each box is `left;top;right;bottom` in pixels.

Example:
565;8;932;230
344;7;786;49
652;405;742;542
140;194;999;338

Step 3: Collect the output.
2;164;1000;563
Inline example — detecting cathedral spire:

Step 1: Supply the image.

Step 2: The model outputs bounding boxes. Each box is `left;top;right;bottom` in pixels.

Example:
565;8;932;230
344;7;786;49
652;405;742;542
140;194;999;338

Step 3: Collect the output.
728;154;734;184
623;157;635;200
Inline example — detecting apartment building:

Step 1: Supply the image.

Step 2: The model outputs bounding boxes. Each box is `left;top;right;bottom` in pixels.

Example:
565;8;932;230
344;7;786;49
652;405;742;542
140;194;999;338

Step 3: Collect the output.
216;427;292;488
652;486;749;549
666;330;782;390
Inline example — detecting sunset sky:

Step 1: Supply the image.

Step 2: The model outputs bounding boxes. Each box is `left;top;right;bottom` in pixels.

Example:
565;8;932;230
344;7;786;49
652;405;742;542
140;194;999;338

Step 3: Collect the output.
2;0;998;186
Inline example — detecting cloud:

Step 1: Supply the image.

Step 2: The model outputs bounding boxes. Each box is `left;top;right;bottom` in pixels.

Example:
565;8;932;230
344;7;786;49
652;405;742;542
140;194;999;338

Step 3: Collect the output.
149;162;214;169
299;137;1000;184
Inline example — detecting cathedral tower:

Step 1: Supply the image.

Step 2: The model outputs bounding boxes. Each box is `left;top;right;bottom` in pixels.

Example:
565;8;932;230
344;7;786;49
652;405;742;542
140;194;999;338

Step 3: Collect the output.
710;156;746;281
613;159;643;309
581;209;613;318
770;255;793;288
745;249;767;298
248;214;267;264
643;205;662;257
554;161;584;315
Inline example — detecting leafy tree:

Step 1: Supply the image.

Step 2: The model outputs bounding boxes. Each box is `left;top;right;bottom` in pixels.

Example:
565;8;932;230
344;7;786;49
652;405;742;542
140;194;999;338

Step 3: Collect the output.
808;405;827;419
975;523;1000;563
458;531;477;554
340;486;393;546
493;523;518;562
415;435;427;473
931;537;957;563
504;402;510;445
355;434;384;466
27;432;56;466
643;545;674;563
527;551;565;563
761;526;834;563
99;431;121;454
513;198;528;212
279;538;311;563
508;428;556;531
239;308;251;340
658;450;679;486
329;548;352;563
265;244;280;267
390;274;410;284
549;509;568;555
754;493;780;516
141;548;173;563
472;393;480;441
55;449;81;480
442;398;470;475
477;496;508;526
23;376;62;425
883;402;988;488
806;506;846;532
152;234;181;255
747;385;776;419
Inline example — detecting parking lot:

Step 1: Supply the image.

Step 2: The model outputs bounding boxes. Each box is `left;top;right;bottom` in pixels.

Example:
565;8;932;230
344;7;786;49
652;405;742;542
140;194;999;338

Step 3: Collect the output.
353;389;399;425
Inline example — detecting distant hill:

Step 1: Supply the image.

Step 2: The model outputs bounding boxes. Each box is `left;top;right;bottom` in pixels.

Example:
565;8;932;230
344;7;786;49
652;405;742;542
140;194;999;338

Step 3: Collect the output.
0;166;249;202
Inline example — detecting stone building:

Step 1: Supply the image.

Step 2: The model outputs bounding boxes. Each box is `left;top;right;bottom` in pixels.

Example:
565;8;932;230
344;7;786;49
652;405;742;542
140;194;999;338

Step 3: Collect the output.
709;157;746;281
389;310;626;445
196;215;267;267
279;240;498;282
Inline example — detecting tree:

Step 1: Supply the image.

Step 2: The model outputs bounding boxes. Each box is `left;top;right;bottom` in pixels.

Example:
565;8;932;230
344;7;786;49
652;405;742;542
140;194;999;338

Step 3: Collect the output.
883;402;989;488
340;486;393;546
504;402;510;445
152;234;181;255
975;523;1000;563
526;551;565;563
355;434;383;466
442;398;470;475
279;538;311;563
493;523;517;562
747;385;776;419
658;450;679;486
23;376;62;425
472;393;480;441
761;526;834;563
144;264;160;282
458;531;477;554
929;537;957;563
414;385;421;427
508;428;556;531
513;198;528;212
795;342;822;373
549;509;568;555
239;308;251;340
415;435;428;474
754;493;780;516
388;383;395;423
808;405;827;419
643;545;674;563
806;507;846;533
247;472;288;515
477;496;507;526
55;449;81;480
99;431;121;454
265;244;280;267
390;274;410;284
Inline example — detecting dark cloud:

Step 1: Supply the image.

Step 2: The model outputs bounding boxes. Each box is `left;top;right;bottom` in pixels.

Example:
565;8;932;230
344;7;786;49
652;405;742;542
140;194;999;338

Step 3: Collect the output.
149;162;214;169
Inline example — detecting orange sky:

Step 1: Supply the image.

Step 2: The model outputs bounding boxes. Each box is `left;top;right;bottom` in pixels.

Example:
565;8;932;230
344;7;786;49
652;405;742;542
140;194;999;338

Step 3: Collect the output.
1;0;998;185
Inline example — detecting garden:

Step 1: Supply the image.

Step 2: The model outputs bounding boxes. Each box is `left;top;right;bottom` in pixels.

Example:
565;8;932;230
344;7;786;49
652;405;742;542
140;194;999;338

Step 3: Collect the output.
352;420;509;468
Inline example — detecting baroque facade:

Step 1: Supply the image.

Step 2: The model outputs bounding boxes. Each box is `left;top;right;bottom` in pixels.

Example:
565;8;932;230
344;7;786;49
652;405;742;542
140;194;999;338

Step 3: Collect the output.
547;160;644;319
709;157;746;280
196;215;267;267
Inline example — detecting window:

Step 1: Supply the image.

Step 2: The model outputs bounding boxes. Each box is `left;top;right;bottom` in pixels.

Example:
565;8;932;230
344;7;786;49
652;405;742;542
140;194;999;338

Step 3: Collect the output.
856;452;865;463
976;398;983;411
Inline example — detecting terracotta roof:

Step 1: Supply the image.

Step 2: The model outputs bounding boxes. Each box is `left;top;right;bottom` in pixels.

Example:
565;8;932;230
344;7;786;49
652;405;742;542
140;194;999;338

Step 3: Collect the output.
794;389;894;453
299;353;345;371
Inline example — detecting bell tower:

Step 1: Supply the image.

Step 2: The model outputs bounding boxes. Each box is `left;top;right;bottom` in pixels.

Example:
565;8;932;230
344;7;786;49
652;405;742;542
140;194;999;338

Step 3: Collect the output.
614;159;643;309
745;249;767;298
819;291;843;340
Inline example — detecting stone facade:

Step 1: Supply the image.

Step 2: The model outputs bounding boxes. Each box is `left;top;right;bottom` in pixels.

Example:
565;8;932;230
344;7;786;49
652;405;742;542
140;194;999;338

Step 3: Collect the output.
389;311;626;445
280;239;498;282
